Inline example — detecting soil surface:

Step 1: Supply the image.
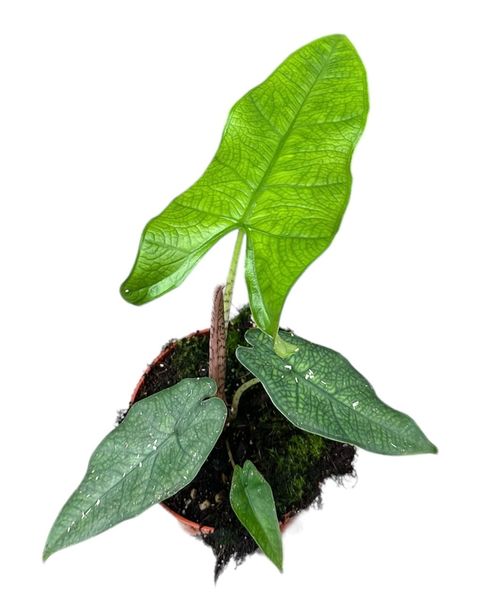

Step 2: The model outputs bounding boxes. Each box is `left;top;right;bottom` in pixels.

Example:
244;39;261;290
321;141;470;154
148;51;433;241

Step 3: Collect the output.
129;307;356;579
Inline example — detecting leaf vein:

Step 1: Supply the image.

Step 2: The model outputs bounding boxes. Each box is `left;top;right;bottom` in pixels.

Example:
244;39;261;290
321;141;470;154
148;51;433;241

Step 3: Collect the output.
240;39;340;222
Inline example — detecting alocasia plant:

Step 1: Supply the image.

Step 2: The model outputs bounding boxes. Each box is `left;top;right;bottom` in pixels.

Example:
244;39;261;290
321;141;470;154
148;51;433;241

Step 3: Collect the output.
44;34;436;572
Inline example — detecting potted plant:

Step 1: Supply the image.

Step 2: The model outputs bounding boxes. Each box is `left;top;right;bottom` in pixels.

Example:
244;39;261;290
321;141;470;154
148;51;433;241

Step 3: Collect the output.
43;34;437;578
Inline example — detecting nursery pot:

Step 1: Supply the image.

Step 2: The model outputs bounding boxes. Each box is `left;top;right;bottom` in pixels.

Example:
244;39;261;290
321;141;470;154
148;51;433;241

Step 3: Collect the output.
127;308;355;578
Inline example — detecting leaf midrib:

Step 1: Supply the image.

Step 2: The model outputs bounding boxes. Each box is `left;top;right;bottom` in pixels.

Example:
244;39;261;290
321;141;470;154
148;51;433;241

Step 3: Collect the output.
243;478;276;555
49;431;174;551
240;39;339;226
283;361;406;439
50;392;214;549
248;336;418;443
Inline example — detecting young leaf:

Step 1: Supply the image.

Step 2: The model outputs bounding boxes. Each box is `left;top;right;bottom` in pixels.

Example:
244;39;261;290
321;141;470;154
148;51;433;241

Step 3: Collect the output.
43;378;226;560
230;460;283;572
236;329;437;456
121;34;368;339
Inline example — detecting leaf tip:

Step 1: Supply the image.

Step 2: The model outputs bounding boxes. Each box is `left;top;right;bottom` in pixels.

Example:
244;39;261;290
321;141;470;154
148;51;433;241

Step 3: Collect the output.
326;32;349;43
120;270;156;305
243;459;254;471
414;427;438;455
42;544;53;562
272;549;284;573
401;432;438;456
119;279;140;305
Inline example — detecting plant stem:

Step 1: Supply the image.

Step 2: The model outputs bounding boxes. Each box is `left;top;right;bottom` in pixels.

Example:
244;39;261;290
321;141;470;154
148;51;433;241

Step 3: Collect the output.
209;285;226;401
223;229;244;327
229;378;260;421
226;438;236;469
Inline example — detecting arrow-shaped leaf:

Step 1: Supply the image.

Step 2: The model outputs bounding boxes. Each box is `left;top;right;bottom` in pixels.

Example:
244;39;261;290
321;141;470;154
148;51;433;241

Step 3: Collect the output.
121;35;368;338
236;329;437;456
43;378;226;560
230;460;283;572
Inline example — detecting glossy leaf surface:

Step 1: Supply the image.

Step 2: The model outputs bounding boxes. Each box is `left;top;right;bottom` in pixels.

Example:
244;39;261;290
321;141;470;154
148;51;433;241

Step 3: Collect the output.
237;329;437;456
230;460;283;571
121;35;368;338
43;378;226;560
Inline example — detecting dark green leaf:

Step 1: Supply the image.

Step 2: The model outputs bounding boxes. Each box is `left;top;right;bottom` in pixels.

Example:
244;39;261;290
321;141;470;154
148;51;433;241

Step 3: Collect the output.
43;378;226;560
121;35;368;339
230;460;283;571
236;329;437;456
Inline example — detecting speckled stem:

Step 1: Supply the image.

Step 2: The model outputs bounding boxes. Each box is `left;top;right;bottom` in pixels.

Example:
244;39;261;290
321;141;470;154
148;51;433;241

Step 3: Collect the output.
209;285;226;401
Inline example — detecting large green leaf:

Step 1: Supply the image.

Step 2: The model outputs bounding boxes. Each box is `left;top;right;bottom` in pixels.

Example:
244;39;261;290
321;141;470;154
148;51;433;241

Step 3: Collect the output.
230;460;283;572
121;35;368;338
43;378;226;560
236;329;437;456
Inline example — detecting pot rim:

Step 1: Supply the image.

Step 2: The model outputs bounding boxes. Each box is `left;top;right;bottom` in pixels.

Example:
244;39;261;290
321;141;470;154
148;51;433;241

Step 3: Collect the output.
129;327;209;409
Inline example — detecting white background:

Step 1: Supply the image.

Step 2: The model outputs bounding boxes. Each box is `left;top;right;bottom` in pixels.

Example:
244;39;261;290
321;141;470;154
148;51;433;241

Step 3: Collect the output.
1;0;479;599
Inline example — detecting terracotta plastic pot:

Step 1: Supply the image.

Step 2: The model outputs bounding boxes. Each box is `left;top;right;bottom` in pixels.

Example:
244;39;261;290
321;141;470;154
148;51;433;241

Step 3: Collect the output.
130;327;293;535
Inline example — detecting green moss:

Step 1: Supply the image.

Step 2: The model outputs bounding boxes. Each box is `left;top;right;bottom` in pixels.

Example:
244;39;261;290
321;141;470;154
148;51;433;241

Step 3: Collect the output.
274;435;325;509
165;333;209;383
253;412;327;516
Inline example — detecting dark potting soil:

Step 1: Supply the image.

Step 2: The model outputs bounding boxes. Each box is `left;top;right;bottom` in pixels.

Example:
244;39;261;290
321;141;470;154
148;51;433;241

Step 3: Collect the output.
129;306;356;579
